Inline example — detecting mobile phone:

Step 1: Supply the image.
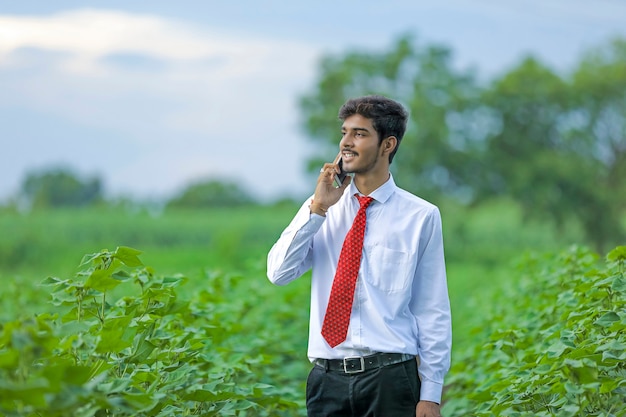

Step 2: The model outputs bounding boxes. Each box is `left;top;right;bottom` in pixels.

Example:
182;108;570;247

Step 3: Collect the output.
333;152;348;188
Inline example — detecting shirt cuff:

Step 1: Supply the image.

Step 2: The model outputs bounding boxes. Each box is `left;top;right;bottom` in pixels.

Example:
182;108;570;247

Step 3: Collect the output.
309;212;327;222
420;379;443;404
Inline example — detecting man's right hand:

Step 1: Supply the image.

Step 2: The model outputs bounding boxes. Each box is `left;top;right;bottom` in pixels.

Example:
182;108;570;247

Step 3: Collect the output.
310;162;350;216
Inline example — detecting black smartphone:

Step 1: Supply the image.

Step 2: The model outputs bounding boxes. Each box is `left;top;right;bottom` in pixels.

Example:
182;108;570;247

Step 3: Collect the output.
333;152;348;188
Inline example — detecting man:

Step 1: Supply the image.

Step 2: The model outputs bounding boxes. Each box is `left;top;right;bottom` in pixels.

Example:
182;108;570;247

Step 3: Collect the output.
267;95;451;417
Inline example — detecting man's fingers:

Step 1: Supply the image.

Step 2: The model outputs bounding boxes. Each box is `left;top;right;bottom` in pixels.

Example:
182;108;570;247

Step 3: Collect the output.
318;164;339;181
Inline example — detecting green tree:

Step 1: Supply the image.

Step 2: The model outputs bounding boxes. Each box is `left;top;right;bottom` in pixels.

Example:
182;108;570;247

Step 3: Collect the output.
300;34;478;201
476;58;575;222
300;35;626;251
568;39;626;250
166;178;255;209
478;49;625;251
21;167;102;209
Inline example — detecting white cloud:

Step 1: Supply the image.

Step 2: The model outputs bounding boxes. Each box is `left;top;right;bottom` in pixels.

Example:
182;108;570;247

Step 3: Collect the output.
0;9;322;201
0;9;316;78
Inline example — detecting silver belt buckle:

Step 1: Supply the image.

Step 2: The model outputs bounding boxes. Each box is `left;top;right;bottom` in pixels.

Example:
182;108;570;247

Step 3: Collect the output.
343;356;365;373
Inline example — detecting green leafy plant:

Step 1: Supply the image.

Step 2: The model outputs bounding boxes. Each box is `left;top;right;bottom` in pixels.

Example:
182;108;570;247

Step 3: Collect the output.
0;246;300;416
443;245;626;417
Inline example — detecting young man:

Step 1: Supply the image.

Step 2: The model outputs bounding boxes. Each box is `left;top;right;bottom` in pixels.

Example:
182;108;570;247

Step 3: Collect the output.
267;95;451;417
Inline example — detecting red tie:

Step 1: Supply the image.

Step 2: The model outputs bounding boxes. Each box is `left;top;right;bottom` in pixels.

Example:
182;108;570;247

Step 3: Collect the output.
321;194;374;348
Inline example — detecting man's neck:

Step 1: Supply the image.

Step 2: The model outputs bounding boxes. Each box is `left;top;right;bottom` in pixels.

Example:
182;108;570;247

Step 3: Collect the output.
353;171;390;196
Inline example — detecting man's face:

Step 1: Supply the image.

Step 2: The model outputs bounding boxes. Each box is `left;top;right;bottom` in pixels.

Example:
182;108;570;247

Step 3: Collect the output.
339;114;384;175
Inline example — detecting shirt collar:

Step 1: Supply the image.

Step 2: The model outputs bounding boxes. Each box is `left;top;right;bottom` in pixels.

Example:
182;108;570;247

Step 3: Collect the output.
349;172;397;204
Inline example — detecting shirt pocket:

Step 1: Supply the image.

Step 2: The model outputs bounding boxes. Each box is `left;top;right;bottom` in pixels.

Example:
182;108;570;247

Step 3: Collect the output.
363;245;411;293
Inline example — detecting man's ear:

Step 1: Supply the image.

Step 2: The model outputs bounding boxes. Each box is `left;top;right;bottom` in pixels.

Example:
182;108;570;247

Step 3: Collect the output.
382;136;397;156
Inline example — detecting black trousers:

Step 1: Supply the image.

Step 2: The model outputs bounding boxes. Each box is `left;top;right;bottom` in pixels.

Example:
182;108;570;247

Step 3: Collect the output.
306;358;421;417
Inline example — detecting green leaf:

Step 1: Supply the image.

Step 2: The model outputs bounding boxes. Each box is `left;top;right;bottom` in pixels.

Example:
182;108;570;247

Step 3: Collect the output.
595;339;626;352
79;251;106;267
0;348;19;368
97;377;132;395
598;378;621;394
120;390;160;413
560;404;581;415
0;378;49;407
606;246;626;262
594;311;620;327
612;275;626;292
40;276;66;286
565;358;598;384
114;246;144;267
564;381;585;395
546;339;570;357
85;268;123;292
96;317;133;353
128;337;157;363
161;275;188;288
42;363;93;386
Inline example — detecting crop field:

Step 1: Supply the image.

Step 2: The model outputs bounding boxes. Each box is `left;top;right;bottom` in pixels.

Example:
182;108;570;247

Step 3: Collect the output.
1;199;624;416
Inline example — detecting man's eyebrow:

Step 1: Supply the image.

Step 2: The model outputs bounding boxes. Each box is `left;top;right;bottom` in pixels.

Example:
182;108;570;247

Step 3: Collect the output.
341;126;371;133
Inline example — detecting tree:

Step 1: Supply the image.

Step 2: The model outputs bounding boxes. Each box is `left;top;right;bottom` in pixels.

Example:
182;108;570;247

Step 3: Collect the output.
476;58;575;220
21;167;103;209
166;178;255;209
478;50;626;251
300;35;626;251
569;39;626;250
299;34;479;201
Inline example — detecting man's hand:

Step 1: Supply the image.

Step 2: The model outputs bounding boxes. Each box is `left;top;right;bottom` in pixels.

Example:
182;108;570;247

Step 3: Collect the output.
310;161;350;216
415;401;441;417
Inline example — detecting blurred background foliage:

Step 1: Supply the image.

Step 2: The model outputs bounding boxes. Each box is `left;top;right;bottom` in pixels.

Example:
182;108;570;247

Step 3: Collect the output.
301;34;626;252
6;35;625;253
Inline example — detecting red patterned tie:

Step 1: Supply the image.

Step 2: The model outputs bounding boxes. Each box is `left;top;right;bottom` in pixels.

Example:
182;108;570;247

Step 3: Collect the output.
321;194;374;348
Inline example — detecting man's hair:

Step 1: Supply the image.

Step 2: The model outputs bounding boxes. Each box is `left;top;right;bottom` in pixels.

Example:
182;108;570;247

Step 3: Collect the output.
338;95;408;164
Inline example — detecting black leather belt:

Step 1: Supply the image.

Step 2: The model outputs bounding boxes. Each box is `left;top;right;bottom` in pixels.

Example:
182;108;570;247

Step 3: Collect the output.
314;352;415;374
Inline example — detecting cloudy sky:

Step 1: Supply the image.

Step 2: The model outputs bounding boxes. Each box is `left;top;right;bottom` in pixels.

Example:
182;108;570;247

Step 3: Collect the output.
1;1;625;203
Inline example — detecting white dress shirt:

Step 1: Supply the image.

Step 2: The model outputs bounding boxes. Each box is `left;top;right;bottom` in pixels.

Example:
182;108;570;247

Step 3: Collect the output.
267;174;451;403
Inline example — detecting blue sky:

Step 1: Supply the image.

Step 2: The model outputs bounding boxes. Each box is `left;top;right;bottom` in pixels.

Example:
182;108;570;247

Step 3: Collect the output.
1;1;626;203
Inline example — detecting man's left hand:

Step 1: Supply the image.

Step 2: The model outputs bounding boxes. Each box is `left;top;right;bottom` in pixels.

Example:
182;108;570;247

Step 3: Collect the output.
415;400;441;417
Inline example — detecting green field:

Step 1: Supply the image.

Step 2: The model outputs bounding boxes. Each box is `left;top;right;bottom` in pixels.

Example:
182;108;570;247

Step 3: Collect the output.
1;199;599;415
1;198;582;333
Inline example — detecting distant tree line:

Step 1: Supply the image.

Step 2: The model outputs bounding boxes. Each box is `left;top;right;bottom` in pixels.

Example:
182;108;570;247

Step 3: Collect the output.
19;168;103;209
13;167;256;211
166;179;254;208
300;34;626;251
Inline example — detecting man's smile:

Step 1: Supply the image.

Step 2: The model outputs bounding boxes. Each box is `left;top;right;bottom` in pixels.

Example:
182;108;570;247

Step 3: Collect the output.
341;150;358;161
